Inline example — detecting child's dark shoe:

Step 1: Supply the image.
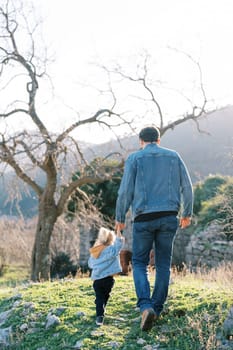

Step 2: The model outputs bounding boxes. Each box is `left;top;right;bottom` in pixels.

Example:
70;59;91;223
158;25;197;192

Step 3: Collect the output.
96;316;104;326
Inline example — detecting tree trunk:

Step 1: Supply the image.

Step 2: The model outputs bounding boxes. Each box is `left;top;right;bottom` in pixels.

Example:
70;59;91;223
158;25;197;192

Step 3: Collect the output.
31;197;58;281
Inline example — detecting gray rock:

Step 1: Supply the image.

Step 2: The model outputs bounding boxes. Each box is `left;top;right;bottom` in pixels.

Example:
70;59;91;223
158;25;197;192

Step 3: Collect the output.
185;222;233;268
45;314;60;329
12;300;21;308
142;346;153;350
73;340;83;349
223;307;233;339
8;293;22;301
107;341;120;348
50;307;66;316
0;326;12;346
0;310;12;326
19;323;28;332
27;328;41;334
23;302;35;310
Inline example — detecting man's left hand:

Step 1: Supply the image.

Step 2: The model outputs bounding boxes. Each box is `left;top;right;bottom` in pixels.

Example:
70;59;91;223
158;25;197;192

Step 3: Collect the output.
180;217;191;229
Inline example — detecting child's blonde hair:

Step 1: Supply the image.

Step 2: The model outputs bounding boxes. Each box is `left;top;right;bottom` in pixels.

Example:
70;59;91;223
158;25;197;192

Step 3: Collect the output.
94;227;116;246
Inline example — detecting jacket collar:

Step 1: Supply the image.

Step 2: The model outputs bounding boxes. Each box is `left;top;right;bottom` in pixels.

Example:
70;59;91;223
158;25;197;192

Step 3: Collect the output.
89;244;106;258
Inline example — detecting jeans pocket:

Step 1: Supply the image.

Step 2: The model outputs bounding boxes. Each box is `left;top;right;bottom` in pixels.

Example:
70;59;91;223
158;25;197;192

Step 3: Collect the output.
161;215;179;232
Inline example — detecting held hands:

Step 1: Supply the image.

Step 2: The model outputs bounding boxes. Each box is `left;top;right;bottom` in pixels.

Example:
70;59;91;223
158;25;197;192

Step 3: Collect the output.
179;217;191;229
115;222;126;237
115;222;125;232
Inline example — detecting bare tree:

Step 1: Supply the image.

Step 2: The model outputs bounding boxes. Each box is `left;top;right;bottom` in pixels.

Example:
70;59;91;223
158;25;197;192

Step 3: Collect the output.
0;2;212;281
0;1;125;281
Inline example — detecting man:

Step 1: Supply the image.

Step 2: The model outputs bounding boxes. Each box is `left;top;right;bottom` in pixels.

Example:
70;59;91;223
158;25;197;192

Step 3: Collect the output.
115;126;193;331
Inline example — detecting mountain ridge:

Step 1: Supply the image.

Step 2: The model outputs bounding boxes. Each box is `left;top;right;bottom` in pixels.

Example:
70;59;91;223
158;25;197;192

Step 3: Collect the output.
92;105;233;181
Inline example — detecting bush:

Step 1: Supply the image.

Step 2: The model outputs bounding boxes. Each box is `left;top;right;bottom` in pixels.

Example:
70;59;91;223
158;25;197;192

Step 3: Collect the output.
50;252;78;279
197;177;233;240
68;158;123;222
198;195;225;227
218;180;233;239
193;175;227;215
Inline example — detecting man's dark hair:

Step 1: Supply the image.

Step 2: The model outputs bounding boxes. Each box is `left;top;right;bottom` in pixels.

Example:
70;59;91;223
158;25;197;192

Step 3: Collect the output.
139;126;160;142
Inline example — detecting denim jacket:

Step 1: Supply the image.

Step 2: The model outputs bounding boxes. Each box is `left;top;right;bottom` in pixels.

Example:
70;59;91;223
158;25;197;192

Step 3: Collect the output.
116;143;193;222
88;237;124;280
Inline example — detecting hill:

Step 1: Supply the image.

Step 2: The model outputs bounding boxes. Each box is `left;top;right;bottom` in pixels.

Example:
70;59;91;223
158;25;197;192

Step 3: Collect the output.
0;265;232;349
161;106;233;181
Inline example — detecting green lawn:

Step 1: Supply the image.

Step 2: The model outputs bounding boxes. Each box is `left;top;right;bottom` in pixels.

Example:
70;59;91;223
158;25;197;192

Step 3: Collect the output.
0;266;232;349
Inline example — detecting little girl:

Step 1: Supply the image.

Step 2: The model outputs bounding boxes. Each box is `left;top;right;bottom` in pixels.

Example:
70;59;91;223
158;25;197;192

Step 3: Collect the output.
88;227;124;326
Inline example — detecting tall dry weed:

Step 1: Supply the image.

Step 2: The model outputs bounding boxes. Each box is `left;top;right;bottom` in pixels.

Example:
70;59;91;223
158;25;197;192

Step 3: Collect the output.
172;261;233;289
0;215;90;267
0;217;36;265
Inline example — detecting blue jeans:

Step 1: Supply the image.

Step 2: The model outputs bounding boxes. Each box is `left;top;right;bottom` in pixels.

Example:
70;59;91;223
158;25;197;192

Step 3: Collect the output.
132;215;178;315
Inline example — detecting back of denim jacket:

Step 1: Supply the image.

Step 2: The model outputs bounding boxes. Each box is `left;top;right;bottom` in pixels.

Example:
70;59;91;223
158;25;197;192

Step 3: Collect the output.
116;143;193;222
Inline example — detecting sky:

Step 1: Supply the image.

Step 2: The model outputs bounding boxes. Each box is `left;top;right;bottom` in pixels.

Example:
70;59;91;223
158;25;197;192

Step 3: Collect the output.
1;0;233;143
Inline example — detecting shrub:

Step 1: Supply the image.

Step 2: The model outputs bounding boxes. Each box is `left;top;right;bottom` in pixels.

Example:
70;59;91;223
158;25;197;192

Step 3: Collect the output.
197;177;233;240
218;180;233;239
50;252;78;279
198;195;225;227
193;175;227;215
68;158;123;222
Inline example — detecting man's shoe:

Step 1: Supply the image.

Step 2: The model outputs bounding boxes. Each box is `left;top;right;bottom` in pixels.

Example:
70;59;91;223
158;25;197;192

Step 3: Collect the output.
96;316;104;326
140;308;155;331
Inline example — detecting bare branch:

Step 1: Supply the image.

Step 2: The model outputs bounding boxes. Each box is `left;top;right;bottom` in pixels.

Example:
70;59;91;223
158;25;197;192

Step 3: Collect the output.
0;108;29;118
57;175;105;216
167;46;207;103
0;3;51;141
0;73;27;91
100;57;164;129
65;135;89;169
0;139;43;195
161;104;219;137
16;139;44;168
57;158;123;216
56;109;120;144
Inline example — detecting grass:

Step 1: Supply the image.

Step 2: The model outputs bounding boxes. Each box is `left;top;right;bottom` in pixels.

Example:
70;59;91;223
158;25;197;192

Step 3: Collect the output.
0;265;30;288
0;265;232;349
